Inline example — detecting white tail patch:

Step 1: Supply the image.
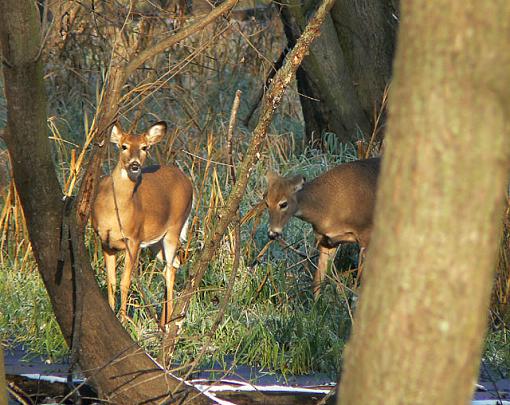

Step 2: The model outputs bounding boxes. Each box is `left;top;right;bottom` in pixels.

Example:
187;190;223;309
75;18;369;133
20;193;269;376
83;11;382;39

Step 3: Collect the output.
180;198;194;242
179;214;190;241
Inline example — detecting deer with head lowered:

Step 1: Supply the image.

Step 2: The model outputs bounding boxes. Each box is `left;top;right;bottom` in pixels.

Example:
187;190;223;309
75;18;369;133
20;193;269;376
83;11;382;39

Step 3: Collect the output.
92;121;193;327
265;157;380;298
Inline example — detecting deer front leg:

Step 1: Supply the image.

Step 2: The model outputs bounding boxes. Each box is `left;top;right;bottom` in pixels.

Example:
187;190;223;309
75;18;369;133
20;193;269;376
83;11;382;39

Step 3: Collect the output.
103;248;117;311
119;240;140;322
313;244;336;300
161;235;179;327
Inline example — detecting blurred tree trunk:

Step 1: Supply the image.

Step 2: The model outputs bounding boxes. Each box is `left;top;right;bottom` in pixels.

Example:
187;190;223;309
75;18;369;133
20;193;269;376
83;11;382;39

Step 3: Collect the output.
0;1;209;403
280;0;397;146
338;1;510;404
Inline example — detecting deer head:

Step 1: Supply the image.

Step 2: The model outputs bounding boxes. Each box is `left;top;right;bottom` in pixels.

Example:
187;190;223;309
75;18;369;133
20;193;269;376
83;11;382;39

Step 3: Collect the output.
265;171;305;239
110;121;167;182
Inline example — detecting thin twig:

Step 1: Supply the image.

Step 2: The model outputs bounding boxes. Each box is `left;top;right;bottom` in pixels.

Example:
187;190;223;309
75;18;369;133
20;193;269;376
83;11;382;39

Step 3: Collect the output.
315;386;336;405
181;150;234;167
226;90;242;185
124;0;239;78
172;89;244;394
243;47;288;126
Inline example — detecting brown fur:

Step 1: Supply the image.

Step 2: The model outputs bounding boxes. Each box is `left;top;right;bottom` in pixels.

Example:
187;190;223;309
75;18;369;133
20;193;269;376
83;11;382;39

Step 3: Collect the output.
265;157;380;297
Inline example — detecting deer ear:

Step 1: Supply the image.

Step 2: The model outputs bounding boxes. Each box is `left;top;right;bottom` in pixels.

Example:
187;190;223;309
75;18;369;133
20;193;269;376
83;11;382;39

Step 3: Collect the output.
266;171;279;186
146;121;167;145
110;124;123;144
290;175;305;192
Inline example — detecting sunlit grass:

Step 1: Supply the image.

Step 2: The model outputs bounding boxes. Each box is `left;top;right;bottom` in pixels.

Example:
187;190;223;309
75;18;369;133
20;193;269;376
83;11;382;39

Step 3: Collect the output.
0;263;67;361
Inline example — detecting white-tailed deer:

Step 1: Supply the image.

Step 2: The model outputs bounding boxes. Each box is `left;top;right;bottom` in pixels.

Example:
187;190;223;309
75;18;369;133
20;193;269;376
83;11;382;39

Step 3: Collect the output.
92;122;193;326
265;157;380;298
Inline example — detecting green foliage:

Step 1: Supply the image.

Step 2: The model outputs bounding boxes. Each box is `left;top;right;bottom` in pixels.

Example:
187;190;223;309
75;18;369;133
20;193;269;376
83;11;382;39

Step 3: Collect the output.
483;329;510;377
0;263;67;360
172;258;347;375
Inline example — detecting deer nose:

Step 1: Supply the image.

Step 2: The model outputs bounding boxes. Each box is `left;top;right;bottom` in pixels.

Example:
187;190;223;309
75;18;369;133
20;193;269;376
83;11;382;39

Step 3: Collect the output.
268;230;281;240
129;161;141;173
126;161;142;182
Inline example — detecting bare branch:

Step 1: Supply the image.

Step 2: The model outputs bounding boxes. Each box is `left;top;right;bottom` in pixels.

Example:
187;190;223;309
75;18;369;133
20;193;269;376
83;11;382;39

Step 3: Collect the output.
160;0;338;361
124;0;239;77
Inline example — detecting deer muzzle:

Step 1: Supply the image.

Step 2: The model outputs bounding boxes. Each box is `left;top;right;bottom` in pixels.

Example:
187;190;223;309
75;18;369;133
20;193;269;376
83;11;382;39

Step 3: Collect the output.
127;161;141;181
268;229;282;240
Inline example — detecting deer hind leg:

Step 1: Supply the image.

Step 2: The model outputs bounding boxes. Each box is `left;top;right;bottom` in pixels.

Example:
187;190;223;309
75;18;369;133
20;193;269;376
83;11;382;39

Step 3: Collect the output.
119;241;140;322
103;248;117;311
151;242;181;268
355;230;371;284
149;242;163;261
160;234;179;327
313;245;336;300
355;246;368;286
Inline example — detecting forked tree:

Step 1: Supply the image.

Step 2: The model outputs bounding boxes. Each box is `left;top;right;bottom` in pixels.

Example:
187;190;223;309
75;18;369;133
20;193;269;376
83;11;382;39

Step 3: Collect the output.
338;1;510;404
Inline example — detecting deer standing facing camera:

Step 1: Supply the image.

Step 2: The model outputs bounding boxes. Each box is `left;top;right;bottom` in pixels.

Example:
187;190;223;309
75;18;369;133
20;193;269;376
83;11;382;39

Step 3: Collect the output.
265;157;380;298
92;122;193;326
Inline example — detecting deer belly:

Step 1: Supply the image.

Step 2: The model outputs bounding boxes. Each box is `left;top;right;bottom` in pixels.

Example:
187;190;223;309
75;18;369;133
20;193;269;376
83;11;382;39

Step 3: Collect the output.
140;233;166;248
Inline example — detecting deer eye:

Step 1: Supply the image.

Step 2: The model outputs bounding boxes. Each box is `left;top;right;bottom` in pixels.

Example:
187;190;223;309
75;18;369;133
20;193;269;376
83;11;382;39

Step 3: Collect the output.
121;144;128;151
279;201;288;210
141;145;148;152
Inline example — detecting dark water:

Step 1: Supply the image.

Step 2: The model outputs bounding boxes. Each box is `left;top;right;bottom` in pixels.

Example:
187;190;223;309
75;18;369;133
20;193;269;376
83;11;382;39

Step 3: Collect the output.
4;346;510;404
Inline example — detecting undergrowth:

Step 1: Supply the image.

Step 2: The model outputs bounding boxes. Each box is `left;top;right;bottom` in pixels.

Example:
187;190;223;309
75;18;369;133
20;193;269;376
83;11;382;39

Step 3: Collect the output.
1;6;509;382
0;139;358;376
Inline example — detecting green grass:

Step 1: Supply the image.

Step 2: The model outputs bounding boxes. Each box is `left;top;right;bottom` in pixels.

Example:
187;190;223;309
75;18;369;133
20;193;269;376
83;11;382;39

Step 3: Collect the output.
0;263;67;361
0;134;359;376
483;329;510;377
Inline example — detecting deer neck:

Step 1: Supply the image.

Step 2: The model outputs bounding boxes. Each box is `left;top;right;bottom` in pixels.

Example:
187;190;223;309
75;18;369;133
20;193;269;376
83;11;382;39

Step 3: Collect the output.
111;163;139;204
295;187;319;226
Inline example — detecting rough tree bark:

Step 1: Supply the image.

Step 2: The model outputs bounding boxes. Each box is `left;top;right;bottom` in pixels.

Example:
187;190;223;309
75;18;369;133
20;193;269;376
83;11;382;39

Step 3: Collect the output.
338;1;510;404
280;0;397;145
0;0;236;403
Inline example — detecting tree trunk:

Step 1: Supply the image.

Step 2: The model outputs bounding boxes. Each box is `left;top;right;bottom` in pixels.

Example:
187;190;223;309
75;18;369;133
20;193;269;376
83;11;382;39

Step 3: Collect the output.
0;2;208;403
338;1;510;404
280;0;397;146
